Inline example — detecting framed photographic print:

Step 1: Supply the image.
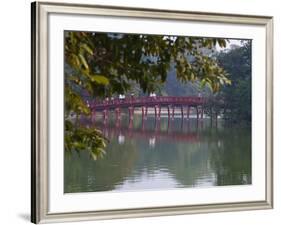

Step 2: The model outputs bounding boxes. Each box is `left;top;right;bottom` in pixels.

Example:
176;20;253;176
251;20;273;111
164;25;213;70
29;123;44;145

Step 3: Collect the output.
31;1;273;224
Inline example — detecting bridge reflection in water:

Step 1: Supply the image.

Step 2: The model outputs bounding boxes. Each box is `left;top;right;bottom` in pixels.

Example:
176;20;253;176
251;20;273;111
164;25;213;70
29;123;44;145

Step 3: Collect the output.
103;119;203;145
81;113;206;148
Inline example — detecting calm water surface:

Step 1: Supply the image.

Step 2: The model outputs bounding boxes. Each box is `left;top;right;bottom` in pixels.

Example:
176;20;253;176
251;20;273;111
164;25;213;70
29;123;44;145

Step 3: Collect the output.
64;115;251;193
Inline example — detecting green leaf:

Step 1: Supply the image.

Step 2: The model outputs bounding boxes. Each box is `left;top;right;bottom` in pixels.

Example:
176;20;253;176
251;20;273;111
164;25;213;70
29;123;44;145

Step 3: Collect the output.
78;54;89;70
81;43;93;55
70;54;80;68
190;73;195;81
90;151;97;160
200;79;206;88
91;75;109;85
225;79;232;85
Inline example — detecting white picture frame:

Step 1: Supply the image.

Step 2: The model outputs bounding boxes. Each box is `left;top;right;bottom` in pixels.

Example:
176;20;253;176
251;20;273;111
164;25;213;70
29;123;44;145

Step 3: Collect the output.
31;1;273;223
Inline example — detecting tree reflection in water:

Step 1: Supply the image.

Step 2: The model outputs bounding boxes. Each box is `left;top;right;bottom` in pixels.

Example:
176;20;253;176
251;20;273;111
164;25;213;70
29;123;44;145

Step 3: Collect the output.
64;115;251;193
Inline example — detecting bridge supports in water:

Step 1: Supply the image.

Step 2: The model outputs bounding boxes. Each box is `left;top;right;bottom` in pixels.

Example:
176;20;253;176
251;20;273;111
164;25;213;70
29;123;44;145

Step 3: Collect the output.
91;104;205;123
91;105;204;123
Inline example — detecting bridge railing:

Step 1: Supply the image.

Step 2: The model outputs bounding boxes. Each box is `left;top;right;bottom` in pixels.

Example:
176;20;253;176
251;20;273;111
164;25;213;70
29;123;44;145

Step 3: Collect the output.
90;96;206;109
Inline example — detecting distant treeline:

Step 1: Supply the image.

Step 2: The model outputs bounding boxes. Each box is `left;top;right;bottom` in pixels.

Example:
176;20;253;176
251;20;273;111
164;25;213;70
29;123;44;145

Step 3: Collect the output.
205;41;252;125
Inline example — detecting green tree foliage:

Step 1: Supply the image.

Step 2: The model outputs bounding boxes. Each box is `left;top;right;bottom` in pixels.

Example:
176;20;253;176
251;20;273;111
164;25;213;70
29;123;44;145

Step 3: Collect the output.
215;41;252;124
64;31;230;158
64;120;107;160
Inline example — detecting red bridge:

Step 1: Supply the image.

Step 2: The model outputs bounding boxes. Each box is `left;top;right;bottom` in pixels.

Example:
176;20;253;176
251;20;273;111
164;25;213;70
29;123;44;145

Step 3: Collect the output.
90;96;206;121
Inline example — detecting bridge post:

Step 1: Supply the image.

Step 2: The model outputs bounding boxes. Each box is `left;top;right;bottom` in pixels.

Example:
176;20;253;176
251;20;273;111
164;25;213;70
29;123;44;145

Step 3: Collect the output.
118;108;121;120
215;111;218;126
103;109;107;121
145;106;148;118
158;106;161;120
167;106;170;119
103;110;109;125
200;106;204;120
186;106;190;120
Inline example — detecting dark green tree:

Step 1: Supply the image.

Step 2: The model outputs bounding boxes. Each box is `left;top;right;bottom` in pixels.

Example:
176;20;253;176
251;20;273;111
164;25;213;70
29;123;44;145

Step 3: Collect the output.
203;94;224;124
216;41;252;124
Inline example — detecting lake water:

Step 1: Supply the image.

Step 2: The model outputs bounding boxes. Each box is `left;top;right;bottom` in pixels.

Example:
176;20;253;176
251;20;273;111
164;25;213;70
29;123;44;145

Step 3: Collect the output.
64;115;251;193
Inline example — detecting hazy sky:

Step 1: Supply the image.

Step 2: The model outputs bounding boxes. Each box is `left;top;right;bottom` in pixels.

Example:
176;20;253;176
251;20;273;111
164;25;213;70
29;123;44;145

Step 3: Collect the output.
216;39;244;51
